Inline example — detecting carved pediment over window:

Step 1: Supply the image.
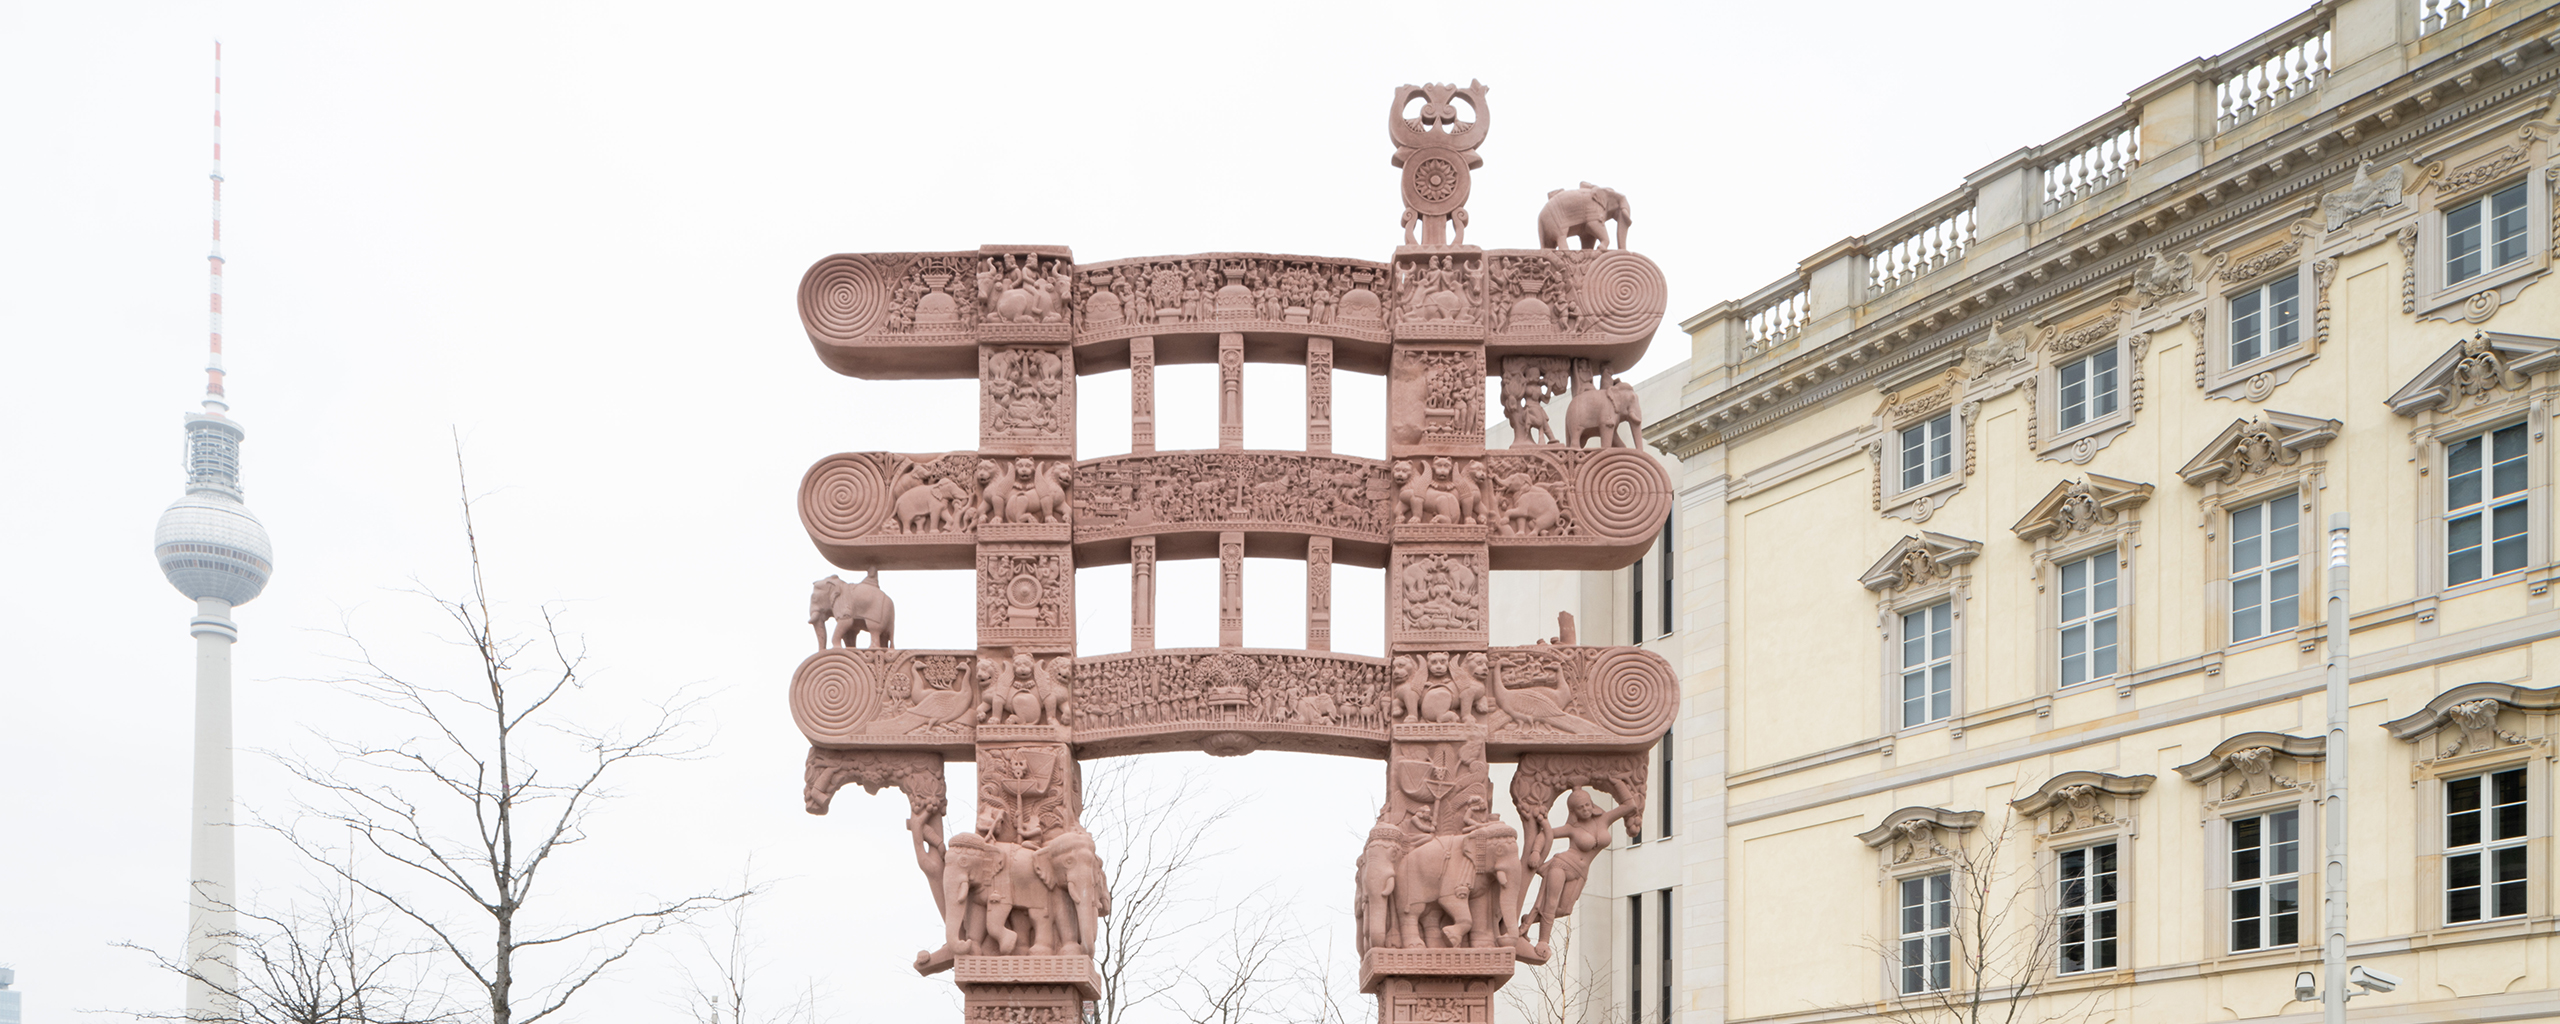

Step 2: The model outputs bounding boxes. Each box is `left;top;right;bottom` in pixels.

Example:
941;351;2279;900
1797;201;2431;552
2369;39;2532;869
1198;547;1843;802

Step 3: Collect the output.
2385;682;2559;773
2012;475;2153;541
2385;332;2560;416
1878;367;1967;426
2012;771;2153;840
2211;221;2315;288
1856;806;1985;866
1860;532;1983;592
2038;298;2132;359
2174;732;2324;806
2176;411;2342;486
1962;325;2028;378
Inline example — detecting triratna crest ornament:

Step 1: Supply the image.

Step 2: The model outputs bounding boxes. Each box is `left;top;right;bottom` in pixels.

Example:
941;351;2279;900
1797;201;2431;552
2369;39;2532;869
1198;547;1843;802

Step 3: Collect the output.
1390;80;1491;246
786;81;1675;1024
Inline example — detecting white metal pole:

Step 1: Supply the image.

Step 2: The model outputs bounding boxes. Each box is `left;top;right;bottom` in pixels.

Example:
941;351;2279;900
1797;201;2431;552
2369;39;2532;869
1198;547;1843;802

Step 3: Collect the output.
2322;514;2349;1024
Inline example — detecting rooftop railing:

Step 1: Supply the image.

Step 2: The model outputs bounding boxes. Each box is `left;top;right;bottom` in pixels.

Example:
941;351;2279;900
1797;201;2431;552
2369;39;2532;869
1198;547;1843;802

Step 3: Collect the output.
1739;285;1809;359
2421;0;2496;35
2217;23;2332;131
2041;120;2141;210
1868;203;1977;297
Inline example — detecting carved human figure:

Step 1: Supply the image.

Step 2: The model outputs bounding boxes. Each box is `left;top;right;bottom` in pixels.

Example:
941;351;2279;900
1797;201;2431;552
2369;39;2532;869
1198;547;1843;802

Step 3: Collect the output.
1522;788;1641;957
809;570;896;650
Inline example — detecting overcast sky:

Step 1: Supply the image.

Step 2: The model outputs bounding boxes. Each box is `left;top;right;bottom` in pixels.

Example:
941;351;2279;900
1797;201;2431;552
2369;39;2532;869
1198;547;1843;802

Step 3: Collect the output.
1;1;2312;1020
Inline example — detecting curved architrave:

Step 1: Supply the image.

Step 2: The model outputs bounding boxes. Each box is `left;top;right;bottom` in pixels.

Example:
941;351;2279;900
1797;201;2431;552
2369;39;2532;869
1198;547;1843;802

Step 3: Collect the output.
2010;770;2156;816
1855;806;1985;849
2174;731;2328;785
2382;681;2560;741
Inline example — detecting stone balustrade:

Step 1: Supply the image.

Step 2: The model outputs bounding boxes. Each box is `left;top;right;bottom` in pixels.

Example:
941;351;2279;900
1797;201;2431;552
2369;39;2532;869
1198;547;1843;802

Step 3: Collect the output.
2421;0;2495;35
1867;202;1976;297
1739;284;1808;359
2040;119;2140;209
2217;23;2332;132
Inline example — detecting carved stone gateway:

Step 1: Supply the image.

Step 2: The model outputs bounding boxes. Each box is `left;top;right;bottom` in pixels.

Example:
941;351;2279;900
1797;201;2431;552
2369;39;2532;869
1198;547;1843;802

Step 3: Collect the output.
784;84;1675;1023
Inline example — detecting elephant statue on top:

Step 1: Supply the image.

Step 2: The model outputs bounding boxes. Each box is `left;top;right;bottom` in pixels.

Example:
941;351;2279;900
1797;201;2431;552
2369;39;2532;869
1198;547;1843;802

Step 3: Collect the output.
1536;182;1632;250
810;569;895;650
1031;826;1111;956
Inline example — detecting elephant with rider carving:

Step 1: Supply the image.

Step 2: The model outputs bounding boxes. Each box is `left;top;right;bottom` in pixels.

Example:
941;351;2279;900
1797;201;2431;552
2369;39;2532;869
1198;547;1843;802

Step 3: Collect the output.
1536;182;1633;250
1390;819;1525;950
1567;372;1646;450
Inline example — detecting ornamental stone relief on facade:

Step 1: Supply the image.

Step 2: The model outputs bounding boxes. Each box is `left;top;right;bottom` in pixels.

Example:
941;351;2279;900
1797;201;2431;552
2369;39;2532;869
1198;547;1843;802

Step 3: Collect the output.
2012;771;2153;842
2026;296;2147;465
1854;807;1984;869
2409;120;2559;327
2385;682;2559;776
2174;732;2324;809
2196;219;2331;403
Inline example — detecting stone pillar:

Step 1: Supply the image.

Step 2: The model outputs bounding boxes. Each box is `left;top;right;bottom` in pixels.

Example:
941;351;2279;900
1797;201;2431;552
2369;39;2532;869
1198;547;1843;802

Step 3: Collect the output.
1131;336;1155;454
964;252;1090;1021
1371;248;1501;1022
1218;333;1244;450
1307;535;1332;651
1219;531;1244;648
1307;337;1333;453
1131;536;1156;652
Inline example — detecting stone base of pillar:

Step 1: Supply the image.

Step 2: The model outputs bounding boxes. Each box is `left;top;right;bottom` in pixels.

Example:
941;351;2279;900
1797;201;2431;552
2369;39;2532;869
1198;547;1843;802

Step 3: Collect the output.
955;956;1097;1023
1360;947;1514;1022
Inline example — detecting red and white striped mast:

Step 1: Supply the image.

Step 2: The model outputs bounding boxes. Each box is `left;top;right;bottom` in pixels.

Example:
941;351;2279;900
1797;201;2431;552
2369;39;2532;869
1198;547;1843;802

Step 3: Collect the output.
206;41;226;411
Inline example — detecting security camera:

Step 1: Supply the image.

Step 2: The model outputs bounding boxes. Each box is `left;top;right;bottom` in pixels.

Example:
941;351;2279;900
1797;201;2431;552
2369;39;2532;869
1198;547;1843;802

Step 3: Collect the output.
2295;971;2318;1003
2350;966;2401;994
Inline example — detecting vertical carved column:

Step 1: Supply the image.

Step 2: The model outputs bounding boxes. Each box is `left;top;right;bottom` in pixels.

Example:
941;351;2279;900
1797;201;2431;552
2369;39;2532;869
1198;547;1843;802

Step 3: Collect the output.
1307;337;1334;454
962;258;1094;1022
1219;531;1244;647
1218;333;1245;450
1131;536;1156;652
1307;535;1332;651
1131;336;1155;454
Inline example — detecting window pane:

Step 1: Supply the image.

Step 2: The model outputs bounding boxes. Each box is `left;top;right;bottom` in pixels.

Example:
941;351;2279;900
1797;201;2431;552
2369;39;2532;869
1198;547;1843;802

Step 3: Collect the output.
2448;850;2481;888
2231;290;2263;364
2449;775;2481;811
2492;183;2530;269
2091;349;2120;417
2270;563;2300;632
2232;574;2263;641
2449;199;2485;283
2449;512;2483;585
2271;881;2299;945
2269;275;2301;351
1931;664;1952;721
2093;616;2118;677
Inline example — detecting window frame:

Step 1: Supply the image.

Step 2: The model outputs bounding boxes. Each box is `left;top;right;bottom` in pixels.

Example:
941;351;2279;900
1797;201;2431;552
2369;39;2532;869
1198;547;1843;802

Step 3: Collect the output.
2054;839;2122;976
2411;138;2550;323
1873;366;1976;521
1898;599;1956;729
2181;736;2324;964
2225;490;2306;647
1900;411;1956;491
2441;420;2532;590
2196;221;2328;402
2442;765;2529;925
2030;314;2145;465
1867;534;1979;738
1894;869;1956;996
2224;806;2305;953
2443;180;2533;289
2054;547;2124;690
2391;686;2555;936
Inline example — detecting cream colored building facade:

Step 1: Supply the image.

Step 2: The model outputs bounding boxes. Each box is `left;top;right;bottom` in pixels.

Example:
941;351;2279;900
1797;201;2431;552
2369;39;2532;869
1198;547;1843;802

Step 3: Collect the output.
1515;2;2560;1022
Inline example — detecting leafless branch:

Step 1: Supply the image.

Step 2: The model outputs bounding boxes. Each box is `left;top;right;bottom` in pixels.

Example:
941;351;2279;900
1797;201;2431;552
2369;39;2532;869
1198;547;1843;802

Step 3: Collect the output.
112;885;457;1024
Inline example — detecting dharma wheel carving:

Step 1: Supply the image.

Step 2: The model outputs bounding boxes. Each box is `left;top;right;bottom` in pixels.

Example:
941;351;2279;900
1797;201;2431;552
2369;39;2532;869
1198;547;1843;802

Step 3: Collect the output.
785;82;1675;1023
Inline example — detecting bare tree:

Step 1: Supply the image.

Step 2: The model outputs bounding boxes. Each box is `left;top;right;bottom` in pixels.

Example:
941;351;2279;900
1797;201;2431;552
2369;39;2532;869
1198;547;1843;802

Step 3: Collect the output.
670;872;818;1024
1858;818;2107;1024
1166;891;1359;1024
1502;918;1612;1024
268;447;743;1024
1079;759;1232;1024
115;886;455;1024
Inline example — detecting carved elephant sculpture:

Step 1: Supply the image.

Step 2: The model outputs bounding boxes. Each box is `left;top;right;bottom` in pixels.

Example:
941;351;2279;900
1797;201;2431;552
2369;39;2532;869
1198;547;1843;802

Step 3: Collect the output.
1536;182;1632;251
936;830;1059;957
810;570;895;650
1392;830;1481;948
1354;826;1406;954
894;472;971;533
1030;826;1111;956
1566;374;1645;450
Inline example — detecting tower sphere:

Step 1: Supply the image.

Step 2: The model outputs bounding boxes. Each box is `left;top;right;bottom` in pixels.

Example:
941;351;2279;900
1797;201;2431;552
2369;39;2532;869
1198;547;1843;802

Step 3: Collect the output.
156;494;272;605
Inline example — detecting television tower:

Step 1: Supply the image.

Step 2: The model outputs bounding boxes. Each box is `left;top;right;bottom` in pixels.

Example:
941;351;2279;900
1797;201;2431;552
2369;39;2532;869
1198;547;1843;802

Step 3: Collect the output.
152;41;273;1018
